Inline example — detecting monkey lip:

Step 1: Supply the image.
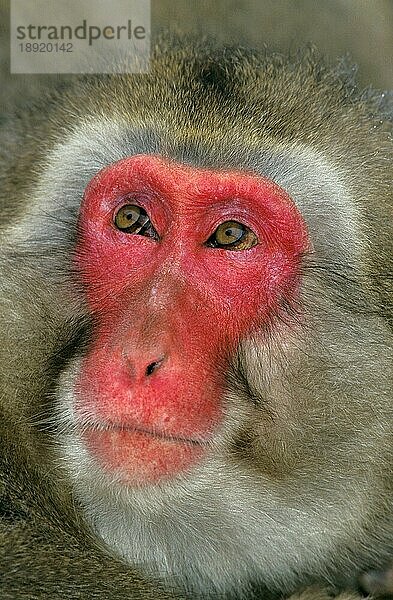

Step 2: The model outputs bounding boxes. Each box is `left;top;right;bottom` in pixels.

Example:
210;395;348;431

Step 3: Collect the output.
80;421;208;484
80;420;207;445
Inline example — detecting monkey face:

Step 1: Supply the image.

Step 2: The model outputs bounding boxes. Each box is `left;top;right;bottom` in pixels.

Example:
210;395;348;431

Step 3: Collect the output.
71;153;308;486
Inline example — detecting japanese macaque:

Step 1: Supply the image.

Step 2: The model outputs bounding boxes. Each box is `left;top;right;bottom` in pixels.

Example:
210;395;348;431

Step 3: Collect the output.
0;39;392;600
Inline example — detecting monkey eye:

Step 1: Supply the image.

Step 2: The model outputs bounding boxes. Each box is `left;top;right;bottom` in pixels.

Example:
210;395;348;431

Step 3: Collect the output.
206;220;258;251
113;204;159;240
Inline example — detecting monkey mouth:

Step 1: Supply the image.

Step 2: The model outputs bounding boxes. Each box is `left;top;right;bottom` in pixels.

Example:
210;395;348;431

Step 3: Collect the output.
80;420;206;445
79;420;208;484
121;425;205;446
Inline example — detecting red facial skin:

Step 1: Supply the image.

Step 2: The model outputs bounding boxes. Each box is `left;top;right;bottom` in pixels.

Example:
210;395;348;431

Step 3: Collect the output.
75;155;309;486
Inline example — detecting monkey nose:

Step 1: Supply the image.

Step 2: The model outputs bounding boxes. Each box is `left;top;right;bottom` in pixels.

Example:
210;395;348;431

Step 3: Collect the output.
122;346;167;381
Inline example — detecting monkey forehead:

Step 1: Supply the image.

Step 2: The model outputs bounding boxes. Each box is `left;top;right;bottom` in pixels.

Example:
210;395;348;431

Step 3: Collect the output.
85;152;286;197
82;153;306;225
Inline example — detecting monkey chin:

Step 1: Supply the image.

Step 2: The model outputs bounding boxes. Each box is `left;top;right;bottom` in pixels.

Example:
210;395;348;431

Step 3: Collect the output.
82;426;207;486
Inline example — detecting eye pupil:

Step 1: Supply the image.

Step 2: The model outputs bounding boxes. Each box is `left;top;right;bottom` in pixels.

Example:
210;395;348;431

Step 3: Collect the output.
224;227;242;241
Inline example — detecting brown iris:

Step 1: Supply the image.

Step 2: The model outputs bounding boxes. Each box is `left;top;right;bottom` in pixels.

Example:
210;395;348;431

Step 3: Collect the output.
207;220;258;250
114;204;158;239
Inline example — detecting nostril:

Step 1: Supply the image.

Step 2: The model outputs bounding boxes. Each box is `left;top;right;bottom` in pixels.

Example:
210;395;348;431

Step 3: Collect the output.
146;362;157;376
145;358;164;377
